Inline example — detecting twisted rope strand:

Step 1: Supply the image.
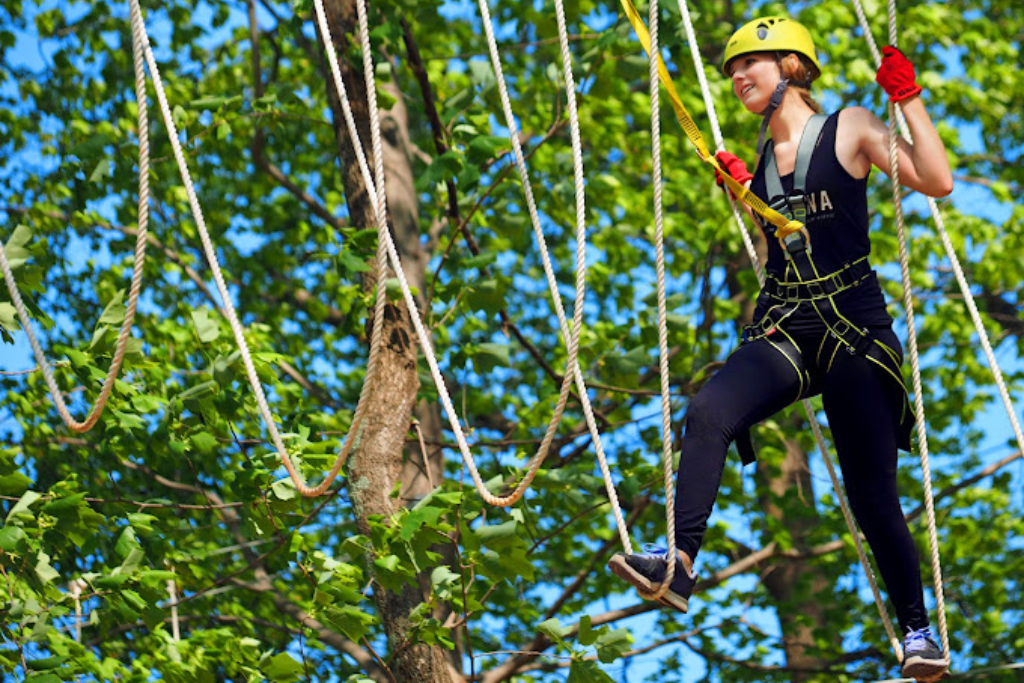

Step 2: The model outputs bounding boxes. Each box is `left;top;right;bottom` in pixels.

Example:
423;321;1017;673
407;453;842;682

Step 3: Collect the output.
0;3;150;434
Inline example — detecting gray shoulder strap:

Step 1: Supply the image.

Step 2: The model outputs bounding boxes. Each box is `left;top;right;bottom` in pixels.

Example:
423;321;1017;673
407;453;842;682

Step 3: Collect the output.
763;113;828;199
794;114;827;193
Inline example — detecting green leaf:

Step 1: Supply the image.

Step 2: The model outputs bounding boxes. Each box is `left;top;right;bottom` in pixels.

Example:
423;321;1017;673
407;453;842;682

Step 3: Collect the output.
538;617;570;644
97;290;127;326
594;627;633;663
0;526;26;552
567;659;615;683
472;343;510;373
34;551;60;585
41;492;86;514
321;604;375;642
26;655;66;671
272;478;298;501
3;224;35;268
115;526;141;559
189;431;219;455
338;249;372;275
0;470;32;496
88;158;111;183
128;512;158;534
577;615;598;646
6;490;42;524
261;652;304;682
191;309;221;343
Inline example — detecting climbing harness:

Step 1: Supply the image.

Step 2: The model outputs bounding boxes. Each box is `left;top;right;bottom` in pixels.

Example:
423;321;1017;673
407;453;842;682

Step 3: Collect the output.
740;113;914;458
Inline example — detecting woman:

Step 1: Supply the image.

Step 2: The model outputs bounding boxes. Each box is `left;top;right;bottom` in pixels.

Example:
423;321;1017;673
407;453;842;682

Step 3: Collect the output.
608;16;952;682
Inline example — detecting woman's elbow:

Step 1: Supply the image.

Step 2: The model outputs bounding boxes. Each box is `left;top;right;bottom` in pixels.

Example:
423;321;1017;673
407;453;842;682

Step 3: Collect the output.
930;175;954;198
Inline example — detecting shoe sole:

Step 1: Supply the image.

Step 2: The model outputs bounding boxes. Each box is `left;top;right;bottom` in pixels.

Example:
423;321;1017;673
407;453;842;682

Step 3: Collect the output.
902;656;949;682
607;554;689;613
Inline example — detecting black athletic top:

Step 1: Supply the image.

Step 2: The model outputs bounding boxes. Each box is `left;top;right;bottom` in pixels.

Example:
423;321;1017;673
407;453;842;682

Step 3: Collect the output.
749;111;893;330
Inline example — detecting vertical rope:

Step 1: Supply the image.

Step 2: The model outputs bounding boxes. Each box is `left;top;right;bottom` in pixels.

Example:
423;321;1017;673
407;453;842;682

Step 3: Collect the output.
673;0;762;284
882;2;950;659
635;0;678;601
850;0;966;660
851;0;1024;510
0;4;151;433
168;577;181;642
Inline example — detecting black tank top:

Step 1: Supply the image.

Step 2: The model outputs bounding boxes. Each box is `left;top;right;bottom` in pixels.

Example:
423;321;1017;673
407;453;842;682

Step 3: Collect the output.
750;111;893;329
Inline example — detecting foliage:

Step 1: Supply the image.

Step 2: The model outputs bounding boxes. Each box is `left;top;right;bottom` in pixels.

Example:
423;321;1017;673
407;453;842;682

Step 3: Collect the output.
1;0;1023;680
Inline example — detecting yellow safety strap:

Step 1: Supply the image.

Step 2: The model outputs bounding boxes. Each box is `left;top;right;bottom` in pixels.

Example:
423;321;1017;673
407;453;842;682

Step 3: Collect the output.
617;0;805;239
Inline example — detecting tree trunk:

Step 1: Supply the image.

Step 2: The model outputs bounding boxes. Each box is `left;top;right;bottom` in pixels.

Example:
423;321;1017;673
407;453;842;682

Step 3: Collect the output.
318;1;454;680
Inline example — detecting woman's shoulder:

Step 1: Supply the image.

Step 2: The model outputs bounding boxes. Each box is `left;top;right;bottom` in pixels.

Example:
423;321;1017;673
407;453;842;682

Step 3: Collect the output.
836;106;882;132
832;108;884;178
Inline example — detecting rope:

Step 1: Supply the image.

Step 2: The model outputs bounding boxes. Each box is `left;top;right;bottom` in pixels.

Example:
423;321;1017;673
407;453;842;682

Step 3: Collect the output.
874;0;950;659
850;0;1024;485
673;0;762;284
122;0;388;498
616;0;805;240
668;0;900;641
641;0;678;602
312;0;638;527
0;3;151;433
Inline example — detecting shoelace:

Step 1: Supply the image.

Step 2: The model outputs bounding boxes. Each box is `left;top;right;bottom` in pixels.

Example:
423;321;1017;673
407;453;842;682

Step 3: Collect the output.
642;543;669;558
905;628;936;653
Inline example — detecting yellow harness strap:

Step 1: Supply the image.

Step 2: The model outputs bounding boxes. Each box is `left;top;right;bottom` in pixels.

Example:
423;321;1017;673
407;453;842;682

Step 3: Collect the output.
616;0;805;239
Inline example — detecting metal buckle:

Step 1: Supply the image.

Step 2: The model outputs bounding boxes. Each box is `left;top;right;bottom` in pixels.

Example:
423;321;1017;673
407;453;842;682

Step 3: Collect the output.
786;285;800;301
806;282;824;298
788;195;808;223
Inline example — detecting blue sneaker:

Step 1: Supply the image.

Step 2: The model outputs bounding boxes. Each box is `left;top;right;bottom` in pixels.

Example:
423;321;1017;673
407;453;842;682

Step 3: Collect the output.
607;545;696;613
901;627;949;682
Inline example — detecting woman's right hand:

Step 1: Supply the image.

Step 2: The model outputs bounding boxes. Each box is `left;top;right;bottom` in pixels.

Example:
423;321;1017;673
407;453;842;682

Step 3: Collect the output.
714;151;753;189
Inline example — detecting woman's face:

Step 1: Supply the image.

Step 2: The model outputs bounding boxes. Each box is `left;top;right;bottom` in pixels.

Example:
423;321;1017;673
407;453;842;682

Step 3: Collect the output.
727;52;779;112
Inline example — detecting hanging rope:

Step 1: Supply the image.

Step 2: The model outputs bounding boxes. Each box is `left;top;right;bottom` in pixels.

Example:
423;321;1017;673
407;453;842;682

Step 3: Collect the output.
0;4;151;433
849;0;1024;471
641;0;679;601
312;0;648;536
852;0;951;660
121;0;390;497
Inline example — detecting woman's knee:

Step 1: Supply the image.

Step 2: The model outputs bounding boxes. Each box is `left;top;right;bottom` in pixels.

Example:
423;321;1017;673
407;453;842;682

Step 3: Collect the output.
685;386;740;443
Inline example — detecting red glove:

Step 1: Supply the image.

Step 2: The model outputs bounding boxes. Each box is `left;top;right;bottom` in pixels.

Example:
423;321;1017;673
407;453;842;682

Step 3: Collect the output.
875;46;923;102
714;151;753;190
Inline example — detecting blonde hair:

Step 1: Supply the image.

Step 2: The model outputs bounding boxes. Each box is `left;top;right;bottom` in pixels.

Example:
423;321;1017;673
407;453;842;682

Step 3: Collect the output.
782;54;823;113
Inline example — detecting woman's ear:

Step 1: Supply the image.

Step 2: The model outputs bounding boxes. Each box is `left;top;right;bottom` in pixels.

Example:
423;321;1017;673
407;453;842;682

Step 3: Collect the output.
781;52;801;78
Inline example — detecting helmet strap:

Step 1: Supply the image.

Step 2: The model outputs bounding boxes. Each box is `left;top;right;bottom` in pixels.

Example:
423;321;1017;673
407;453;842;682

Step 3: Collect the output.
756;78;790;157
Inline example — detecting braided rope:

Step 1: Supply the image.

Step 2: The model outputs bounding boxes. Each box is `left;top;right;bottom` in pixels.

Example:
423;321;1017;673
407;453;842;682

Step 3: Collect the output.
849;0;1024;468
549;0;634;551
312;0;634;516
850;0;977;660
635;0;678;602
673;0;762;284
672;0;898;635
126;0;389;497
0;2;150;434
881;0;949;659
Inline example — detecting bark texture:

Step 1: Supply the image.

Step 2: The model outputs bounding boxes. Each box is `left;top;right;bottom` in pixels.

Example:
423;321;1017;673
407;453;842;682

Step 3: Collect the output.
319;1;453;680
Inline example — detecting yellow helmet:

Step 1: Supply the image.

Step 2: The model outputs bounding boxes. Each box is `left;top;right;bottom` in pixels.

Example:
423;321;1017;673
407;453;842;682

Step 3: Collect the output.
722;16;821;81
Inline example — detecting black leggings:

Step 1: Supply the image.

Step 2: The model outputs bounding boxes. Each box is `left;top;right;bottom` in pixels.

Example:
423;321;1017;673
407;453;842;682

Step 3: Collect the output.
673;324;928;632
